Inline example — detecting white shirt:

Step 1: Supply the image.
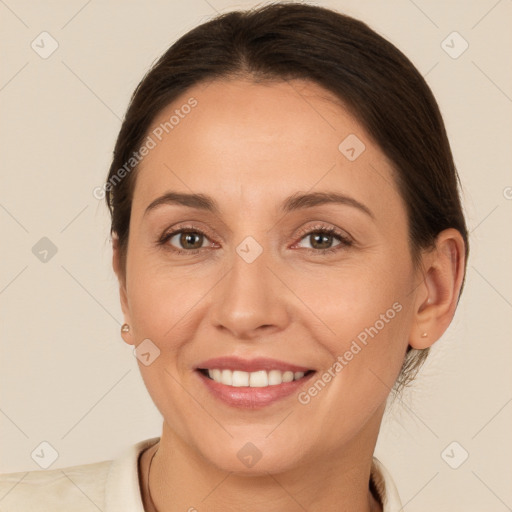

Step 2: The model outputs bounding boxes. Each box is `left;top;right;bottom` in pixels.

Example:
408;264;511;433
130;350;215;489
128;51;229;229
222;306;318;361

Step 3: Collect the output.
0;437;403;511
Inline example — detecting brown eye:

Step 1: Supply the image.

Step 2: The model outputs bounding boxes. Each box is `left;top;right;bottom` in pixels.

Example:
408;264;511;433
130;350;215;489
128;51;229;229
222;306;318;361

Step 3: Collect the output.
306;232;339;250
166;230;208;251
293;225;353;255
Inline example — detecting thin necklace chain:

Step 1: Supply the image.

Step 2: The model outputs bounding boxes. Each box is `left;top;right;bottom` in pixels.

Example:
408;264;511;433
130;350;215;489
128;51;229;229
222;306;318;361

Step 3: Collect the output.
147;445;159;512
145;444;381;512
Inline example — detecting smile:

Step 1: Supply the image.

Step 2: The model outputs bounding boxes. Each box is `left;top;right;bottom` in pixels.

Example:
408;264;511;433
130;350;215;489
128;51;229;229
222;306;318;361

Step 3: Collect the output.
194;356;317;408
198;368;314;387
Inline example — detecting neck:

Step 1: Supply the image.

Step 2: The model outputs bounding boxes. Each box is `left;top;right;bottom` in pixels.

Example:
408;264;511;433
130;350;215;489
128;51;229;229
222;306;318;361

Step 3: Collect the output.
140;415;384;512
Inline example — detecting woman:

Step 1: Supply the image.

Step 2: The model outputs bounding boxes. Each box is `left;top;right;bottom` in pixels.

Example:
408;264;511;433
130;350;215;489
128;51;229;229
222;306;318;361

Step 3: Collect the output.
0;3;468;511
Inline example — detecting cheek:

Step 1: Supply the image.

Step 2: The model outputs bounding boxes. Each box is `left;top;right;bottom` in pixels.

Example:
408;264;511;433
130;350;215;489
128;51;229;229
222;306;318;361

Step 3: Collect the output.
295;258;412;424
296;307;409;448
126;251;210;342
125;257;212;442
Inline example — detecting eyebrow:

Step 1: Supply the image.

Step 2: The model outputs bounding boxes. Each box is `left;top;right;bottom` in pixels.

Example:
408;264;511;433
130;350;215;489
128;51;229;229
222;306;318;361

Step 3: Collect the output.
144;191;374;219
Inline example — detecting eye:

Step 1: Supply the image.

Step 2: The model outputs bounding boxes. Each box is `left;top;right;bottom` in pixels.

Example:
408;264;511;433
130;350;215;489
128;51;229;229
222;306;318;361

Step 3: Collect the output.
158;226;215;254
169;231;207;250
294;225;353;254
157;223;353;256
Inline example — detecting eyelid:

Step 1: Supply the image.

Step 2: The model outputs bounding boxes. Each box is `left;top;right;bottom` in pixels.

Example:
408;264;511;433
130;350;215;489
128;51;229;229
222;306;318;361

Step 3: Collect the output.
292;222;354;245
158;222;217;243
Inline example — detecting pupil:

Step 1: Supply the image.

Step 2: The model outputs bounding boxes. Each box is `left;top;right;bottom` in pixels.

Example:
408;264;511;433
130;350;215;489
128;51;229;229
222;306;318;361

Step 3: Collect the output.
181;232;202;249
312;233;332;249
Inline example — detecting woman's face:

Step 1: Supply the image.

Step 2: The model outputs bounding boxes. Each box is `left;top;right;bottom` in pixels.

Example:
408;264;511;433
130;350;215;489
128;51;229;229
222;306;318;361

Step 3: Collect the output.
117;78;423;473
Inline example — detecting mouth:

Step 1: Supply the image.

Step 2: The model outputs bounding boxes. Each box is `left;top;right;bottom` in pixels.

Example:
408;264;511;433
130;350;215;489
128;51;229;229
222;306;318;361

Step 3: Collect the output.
196;368;316;387
193;356;317;408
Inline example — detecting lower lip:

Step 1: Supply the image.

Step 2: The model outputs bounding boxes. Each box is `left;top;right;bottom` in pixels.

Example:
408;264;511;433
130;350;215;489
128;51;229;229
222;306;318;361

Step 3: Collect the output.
196;370;316;409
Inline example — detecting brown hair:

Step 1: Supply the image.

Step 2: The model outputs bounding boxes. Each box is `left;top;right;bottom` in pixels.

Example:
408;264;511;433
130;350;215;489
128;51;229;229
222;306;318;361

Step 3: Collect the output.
105;2;469;393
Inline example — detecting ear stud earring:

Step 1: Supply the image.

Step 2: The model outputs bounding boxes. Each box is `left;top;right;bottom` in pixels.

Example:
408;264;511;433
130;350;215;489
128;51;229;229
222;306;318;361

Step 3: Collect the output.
121;323;130;333
421;332;428;338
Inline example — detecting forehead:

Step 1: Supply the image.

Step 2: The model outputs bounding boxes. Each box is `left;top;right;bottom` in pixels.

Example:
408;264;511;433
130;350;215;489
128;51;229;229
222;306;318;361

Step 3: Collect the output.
132;78;405;224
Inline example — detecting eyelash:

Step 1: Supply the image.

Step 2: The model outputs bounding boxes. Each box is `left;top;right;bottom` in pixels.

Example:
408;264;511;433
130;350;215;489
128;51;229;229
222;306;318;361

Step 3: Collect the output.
157;223;353;256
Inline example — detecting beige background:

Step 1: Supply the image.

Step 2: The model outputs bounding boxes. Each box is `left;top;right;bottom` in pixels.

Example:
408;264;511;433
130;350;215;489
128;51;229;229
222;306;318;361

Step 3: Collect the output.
1;0;511;510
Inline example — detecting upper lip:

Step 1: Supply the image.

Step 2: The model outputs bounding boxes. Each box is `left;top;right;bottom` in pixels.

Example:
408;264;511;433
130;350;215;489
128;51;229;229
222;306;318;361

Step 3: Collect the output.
196;356;313;373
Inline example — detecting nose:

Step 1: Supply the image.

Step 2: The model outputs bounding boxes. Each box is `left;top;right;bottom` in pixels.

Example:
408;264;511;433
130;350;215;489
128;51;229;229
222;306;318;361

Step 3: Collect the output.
209;242;290;341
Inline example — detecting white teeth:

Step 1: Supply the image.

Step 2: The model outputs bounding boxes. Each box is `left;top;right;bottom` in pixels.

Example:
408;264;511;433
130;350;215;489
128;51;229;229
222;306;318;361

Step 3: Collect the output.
249;370;268;387
268;370;283;385
232;370;249;387
282;371;294;383
221;369;232;385
204;368;308;387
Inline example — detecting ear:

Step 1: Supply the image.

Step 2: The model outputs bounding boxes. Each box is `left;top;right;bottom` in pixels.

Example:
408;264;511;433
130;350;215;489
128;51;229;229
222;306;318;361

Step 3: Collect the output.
112;235;134;346
409;228;466;349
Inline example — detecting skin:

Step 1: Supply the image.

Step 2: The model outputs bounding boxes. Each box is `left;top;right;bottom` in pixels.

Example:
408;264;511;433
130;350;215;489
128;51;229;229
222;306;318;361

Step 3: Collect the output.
113;78;466;512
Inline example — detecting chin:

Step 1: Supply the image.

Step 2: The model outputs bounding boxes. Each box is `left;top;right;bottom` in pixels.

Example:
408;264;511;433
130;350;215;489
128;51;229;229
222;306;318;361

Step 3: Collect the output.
197;436;304;475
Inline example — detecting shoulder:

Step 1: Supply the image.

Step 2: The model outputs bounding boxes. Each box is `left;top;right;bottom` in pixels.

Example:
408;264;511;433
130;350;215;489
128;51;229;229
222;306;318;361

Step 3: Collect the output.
0;459;112;511
371;456;403;511
0;437;160;512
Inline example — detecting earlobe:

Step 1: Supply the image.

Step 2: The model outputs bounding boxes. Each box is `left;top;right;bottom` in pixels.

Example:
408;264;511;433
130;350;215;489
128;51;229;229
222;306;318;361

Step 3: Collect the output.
112;235;134;346
409;229;466;350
